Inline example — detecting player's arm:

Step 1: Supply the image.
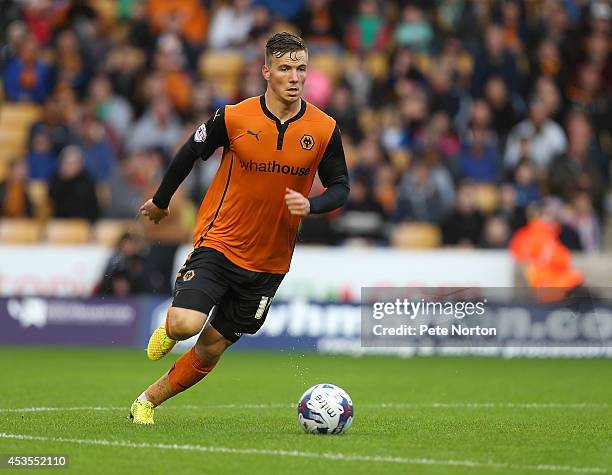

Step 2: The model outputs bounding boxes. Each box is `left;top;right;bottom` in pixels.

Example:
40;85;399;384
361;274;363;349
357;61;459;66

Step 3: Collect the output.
140;107;230;223
285;125;350;216
309;125;350;213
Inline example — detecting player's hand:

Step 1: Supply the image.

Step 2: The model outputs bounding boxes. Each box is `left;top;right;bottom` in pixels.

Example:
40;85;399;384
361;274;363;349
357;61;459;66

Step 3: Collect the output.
139;199;169;224
285;188;310;217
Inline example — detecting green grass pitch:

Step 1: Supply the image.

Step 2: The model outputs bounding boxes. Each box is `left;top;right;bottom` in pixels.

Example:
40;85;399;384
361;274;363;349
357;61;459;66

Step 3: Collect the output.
0;347;610;474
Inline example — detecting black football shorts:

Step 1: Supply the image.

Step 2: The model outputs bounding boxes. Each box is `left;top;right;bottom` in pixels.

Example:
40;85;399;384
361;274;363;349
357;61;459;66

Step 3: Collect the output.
172;247;285;342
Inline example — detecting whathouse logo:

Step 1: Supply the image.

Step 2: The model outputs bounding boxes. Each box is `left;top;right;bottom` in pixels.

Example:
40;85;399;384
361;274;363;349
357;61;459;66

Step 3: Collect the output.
239;159;311;176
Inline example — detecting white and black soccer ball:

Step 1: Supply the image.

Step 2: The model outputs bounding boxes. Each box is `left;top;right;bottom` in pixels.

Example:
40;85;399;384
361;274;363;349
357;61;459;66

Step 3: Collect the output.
297;384;353;434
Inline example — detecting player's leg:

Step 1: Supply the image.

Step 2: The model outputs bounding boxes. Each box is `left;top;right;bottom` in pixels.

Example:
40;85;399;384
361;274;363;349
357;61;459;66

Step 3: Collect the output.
130;316;232;424
147;249;222;361
142;321;232;406
132;248;229;424
147;306;208;360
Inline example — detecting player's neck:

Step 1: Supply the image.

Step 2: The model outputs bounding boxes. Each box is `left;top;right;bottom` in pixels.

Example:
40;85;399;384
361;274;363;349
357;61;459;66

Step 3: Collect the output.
264;91;302;124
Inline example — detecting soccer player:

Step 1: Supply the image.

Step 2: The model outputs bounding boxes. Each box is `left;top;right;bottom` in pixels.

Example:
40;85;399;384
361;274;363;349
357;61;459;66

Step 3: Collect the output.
130;32;350;424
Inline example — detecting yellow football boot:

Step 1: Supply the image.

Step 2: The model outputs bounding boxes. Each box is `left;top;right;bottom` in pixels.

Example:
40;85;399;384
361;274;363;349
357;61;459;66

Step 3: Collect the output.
129;400;155;425
146;324;176;361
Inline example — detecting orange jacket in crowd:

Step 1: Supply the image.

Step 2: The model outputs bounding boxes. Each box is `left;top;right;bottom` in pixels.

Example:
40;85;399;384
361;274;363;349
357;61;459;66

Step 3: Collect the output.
509;219;583;298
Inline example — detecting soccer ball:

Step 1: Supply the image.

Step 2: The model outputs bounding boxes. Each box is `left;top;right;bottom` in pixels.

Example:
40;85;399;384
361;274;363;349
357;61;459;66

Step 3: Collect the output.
297;384;353;434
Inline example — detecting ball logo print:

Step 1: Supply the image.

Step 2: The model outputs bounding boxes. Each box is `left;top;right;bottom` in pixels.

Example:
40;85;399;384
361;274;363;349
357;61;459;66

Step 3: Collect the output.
297;384;353;434
300;134;315;150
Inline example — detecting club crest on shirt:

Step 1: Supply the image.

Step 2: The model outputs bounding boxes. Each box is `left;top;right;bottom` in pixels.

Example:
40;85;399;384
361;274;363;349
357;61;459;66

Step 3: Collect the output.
300;134;315;150
183;270;195;281
194;123;207;142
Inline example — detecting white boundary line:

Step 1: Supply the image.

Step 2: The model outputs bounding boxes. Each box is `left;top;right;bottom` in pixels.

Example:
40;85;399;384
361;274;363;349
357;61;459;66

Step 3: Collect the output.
0;402;609;413
0;432;606;474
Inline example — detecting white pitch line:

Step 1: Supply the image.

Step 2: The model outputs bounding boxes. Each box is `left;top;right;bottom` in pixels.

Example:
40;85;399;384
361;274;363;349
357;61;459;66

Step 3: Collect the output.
0;402;609;413
0;432;606;474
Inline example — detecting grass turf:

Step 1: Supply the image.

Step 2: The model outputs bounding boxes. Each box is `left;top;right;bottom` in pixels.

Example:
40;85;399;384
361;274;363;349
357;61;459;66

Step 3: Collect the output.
0;347;610;475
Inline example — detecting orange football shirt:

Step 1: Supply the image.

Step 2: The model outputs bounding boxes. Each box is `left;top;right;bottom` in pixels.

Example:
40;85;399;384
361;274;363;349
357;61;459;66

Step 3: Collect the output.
193;96;337;273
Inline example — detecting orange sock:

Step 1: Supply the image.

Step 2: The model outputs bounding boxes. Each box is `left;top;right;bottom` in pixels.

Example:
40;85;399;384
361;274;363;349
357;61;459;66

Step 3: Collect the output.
168;347;216;393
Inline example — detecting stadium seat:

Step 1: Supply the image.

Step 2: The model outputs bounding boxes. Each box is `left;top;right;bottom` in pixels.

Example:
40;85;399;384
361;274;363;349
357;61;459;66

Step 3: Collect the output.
391;222;442;249
0;219;42;243
0;103;41;129
0;128;28;156
90;0;117;27
365;53;389;80
473;183;500;214
93;219;135;246
44;219;91;244
199;51;244;97
27;181;51;220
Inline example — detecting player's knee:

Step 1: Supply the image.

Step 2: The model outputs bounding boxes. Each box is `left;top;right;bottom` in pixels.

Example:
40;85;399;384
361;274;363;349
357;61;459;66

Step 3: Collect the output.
167;307;206;340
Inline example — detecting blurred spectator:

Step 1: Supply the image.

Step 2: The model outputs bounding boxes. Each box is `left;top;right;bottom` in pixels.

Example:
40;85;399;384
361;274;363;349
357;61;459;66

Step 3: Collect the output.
496;183;527;233
471;24;520;97
394;4;433;52
51;28;92;97
510;199;583;295
459;126;500;183
105;43;147;106
423;149;456;215
351;138;386;188
504;98;567;171
416;112;460;165
512;158;541;208
29;95;74;156
297;0;343;48
105;150;162;219
208;0;254;50
563;191;601;252
483;76;522;149
346;0;391;53
77;114;118;183
326;84;362;142
0;160;33;218
153;33;193;115
394;161;443;223
441;181;484;247
27;128;57;180
496;0;527;56
528;39;567;92
303;66;333;108
428;64;461;120
480;215;511;249
88;74;134;141
337;176;388;242
126;95;182;155
387;48;427;101
3;33;52;102
0;21;27;70
253;0;304;22
97;232;148;296
49;146;99;222
147;0;208;46
538;196;582;251
566;60;610;136
533;76;563;123
548;110;606;216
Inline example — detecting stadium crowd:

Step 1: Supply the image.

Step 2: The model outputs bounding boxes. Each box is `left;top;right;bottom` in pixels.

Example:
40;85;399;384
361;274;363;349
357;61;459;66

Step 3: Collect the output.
1;0;610;251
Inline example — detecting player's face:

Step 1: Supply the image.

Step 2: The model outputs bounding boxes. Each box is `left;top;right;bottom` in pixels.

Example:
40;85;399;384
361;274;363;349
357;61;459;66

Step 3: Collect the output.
263;50;308;104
